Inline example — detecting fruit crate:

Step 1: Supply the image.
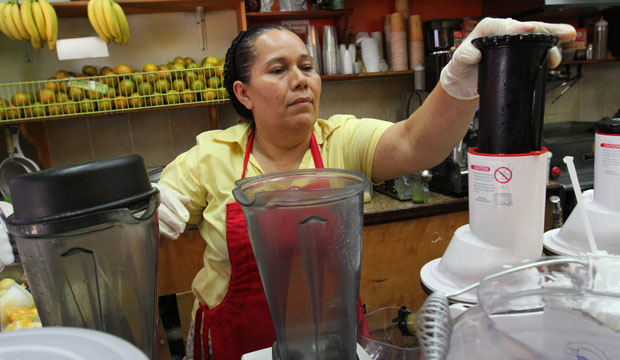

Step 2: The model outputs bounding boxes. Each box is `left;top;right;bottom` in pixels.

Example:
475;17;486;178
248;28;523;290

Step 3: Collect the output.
0;66;229;123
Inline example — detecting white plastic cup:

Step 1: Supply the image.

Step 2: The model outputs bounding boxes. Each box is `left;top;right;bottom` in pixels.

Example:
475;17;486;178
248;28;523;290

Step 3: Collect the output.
339;43;347;74
414;65;425;91
353;62;362;74
343;50;353;74
347;43;356;63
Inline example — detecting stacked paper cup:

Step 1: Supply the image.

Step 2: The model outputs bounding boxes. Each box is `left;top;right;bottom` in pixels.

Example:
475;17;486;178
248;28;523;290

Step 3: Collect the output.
390;12;408;71
409;15;424;69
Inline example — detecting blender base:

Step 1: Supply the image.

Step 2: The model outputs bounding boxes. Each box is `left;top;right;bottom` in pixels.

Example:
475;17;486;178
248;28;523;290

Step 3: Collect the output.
420;258;477;304
241;343;373;360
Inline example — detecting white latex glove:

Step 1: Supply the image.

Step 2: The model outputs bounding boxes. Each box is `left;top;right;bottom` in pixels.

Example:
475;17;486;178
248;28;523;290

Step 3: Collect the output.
152;183;191;240
440;17;577;100
0;202;15;272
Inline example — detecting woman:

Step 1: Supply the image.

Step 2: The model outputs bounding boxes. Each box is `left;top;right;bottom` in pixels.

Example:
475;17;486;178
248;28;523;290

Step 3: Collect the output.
157;18;576;359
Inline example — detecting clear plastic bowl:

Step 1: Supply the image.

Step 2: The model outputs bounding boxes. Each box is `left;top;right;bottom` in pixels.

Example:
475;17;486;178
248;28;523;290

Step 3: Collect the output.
357;306;420;360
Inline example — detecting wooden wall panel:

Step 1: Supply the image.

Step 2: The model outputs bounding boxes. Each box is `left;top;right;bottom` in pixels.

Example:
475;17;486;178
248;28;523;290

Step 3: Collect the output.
360;211;469;313
157;230;206;297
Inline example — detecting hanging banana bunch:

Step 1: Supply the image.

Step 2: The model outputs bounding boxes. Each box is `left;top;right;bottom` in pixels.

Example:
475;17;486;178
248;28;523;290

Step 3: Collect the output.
0;0;57;50
87;0;129;45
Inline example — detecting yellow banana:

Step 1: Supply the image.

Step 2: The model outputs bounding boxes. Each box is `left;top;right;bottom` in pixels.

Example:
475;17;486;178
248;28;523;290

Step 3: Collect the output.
20;0;42;50
0;2;18;40
112;1;128;45
94;0;112;39
31;0;46;42
101;0;120;43
38;0;56;50
87;0;108;42
10;0;30;40
3;2;24;40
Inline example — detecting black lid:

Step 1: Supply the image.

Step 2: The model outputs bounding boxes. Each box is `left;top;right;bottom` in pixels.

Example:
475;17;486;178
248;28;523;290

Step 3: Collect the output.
8;155;157;225
472;33;559;49
595;116;620;134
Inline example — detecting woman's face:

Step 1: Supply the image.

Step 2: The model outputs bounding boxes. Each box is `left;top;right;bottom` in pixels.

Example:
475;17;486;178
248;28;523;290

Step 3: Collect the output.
235;29;322;137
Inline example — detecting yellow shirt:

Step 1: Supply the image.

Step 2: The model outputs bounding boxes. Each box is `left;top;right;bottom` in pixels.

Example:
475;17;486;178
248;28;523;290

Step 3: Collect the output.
158;114;392;311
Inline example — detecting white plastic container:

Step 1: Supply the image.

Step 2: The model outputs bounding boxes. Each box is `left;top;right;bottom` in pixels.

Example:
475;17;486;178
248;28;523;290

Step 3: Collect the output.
0;327;149;359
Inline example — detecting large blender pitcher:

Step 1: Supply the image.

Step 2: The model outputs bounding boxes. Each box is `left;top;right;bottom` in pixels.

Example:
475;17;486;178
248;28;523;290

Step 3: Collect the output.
6;155;159;359
233;169;368;360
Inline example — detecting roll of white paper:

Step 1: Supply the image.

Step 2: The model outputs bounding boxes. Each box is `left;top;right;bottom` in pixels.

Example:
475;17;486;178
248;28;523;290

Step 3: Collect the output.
371;31;384;60
361;37;380;72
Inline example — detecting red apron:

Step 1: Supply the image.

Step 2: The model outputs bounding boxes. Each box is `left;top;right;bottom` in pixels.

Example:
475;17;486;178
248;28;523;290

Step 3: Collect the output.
193;132;364;360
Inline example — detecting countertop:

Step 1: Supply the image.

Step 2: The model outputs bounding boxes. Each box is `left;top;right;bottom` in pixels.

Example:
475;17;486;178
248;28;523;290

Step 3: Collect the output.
363;182;564;226
363;191;467;226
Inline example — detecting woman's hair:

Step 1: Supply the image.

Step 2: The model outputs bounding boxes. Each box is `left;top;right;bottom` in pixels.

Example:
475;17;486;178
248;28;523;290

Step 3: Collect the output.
224;24;294;121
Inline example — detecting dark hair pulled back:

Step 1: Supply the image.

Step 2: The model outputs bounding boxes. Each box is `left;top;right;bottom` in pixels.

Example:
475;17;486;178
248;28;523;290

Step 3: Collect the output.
224;24;291;121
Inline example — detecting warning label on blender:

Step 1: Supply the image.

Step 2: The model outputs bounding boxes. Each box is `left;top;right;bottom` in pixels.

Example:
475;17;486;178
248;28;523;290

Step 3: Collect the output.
600;142;620;178
470;162;513;207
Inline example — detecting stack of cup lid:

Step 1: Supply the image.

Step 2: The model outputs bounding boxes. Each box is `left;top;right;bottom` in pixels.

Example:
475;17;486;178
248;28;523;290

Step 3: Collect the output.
390;12;408;71
409;14;424;69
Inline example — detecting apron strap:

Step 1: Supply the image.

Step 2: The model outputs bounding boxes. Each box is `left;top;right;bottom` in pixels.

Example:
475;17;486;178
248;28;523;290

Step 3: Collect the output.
194;304;211;360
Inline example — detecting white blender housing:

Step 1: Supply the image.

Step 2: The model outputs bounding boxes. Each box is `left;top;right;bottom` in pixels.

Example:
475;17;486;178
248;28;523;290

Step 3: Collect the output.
421;33;559;302
544;117;620;255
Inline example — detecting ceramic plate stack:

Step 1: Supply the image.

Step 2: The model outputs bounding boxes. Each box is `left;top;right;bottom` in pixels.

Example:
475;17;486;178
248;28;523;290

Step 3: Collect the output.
389;12;408;71
409;15;424;69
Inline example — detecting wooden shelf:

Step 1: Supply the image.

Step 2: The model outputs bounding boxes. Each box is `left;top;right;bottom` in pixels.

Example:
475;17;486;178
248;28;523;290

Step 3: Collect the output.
245;9;353;22
321;70;414;82
52;0;242;18
559;58;617;65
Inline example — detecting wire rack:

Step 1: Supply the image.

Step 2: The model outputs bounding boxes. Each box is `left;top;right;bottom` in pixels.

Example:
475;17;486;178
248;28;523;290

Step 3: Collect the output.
0;66;229;123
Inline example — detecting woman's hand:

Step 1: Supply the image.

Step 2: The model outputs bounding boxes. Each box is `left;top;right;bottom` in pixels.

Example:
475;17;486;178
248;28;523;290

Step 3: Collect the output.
153;183;191;240
440;17;577;100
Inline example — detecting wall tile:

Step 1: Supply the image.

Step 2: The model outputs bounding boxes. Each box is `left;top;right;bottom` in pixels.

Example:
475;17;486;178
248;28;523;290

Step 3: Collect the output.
47;117;93;167
169;107;209;156
129;111;174;167
89;114;133;161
